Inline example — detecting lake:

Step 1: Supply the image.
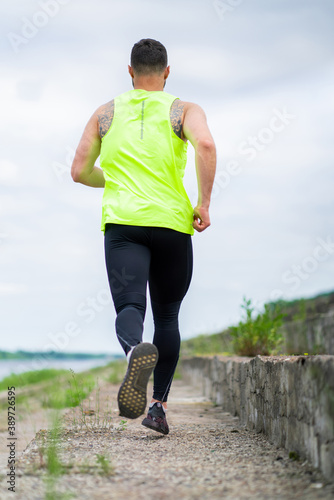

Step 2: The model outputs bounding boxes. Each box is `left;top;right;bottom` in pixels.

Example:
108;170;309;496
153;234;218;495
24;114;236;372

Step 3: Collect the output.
0;356;122;381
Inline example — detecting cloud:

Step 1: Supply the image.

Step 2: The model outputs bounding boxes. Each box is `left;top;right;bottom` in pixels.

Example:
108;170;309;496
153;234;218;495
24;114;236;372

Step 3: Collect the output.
0;283;28;295
0;0;333;352
0;160;21;187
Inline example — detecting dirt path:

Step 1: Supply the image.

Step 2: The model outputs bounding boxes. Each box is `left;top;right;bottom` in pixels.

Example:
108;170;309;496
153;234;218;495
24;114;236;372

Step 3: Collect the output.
0;376;333;499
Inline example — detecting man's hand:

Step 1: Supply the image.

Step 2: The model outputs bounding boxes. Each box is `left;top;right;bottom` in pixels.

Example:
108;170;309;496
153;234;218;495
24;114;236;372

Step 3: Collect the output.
192;205;211;232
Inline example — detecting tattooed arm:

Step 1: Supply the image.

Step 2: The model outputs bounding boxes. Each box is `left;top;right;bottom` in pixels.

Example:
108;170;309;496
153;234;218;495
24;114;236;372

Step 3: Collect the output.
182;102;216;232
170;99;185;140
71;100;114;187
97;100;114;139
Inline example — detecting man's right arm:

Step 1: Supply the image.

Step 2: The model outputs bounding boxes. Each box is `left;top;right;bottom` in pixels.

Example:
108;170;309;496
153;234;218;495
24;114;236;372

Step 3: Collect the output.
182;102;216;232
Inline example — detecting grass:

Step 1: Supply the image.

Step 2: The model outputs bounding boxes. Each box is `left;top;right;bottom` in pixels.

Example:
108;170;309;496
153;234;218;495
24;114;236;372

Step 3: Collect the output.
181;331;233;357
45;414;64;476
40;370;95;409
95;453;114;476
0;359;130;433
40;412;74;500
27;369;116;493
35;410;114;497
0;368;69;391
107;359;127;384
0;359;127;409
66;371;114;431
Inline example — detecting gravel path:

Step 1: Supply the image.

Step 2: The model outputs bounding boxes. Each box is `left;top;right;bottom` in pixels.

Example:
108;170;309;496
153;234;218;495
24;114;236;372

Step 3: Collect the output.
0;377;333;499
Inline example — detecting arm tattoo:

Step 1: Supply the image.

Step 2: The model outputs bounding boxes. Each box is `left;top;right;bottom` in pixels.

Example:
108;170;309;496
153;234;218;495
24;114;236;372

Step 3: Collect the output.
98;100;114;139
170;99;184;139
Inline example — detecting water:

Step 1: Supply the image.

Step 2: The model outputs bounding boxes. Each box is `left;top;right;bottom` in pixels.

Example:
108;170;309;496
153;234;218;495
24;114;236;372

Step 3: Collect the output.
0;356;121;381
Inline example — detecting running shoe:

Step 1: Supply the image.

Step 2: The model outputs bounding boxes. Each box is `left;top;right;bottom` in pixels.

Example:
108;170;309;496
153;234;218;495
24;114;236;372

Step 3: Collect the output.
141;402;169;435
117;343;158;419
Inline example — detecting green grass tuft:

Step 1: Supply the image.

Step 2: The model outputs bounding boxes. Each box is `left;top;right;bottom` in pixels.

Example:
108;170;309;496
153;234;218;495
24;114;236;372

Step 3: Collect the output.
0;369;69;391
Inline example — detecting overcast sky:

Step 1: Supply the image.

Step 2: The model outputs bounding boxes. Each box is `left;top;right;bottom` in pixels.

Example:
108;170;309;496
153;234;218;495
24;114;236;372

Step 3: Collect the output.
1;0;334;355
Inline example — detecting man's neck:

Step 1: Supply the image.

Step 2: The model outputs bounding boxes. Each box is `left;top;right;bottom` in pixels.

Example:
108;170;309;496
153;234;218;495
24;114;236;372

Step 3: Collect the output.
132;77;165;92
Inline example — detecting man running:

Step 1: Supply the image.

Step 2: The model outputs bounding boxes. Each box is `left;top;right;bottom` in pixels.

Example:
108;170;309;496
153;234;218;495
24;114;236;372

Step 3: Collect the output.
71;38;216;435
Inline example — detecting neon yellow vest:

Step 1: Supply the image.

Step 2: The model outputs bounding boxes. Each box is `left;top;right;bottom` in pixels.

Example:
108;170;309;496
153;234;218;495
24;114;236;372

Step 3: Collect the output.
100;89;194;235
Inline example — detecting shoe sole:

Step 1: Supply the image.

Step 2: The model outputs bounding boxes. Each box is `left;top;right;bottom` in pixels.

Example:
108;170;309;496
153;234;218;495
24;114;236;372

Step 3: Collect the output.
118;343;158;419
141;417;169;435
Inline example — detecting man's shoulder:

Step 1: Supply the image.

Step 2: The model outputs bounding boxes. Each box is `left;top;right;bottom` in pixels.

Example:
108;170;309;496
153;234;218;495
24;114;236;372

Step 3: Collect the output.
96;99;114;113
180;101;203;111
172;100;204;117
96;90;131;112
95;100;115;139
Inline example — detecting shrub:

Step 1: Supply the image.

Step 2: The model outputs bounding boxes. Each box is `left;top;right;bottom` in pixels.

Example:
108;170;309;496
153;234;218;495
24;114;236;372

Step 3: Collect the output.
230;297;284;356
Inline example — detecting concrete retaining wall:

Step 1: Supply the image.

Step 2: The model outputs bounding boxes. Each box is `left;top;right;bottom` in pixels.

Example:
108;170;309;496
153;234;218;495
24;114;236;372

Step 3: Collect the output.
281;312;334;354
181;355;334;481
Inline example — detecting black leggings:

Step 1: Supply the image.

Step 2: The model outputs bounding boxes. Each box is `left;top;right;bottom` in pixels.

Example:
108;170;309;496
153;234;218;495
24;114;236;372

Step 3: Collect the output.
104;223;193;402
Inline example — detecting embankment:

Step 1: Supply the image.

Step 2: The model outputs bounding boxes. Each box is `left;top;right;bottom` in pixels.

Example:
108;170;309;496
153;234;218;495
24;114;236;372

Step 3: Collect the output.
181;355;334;482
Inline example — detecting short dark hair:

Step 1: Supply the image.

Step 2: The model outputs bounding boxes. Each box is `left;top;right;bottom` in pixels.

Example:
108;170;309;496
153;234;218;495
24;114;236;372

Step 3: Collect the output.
130;38;168;75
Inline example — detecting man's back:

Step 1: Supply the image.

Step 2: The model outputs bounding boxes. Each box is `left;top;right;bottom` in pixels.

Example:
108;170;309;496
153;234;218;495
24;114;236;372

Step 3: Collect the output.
98;93;186;141
98;89;194;235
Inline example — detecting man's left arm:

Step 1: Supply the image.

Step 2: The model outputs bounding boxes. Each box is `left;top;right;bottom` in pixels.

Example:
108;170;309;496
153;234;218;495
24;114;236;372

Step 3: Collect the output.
71;111;105;188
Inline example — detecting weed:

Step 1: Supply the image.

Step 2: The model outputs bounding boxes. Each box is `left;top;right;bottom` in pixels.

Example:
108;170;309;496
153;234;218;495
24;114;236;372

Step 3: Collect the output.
77;458;92;475
38;431;47;468
230;297;284;356
46;418;63;476
95;453;114;476
40;369;95;410
100;401;114;430
117;419;128;431
95;381;101;427
65;372;113;431
42;412;74;500
289;451;300;461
